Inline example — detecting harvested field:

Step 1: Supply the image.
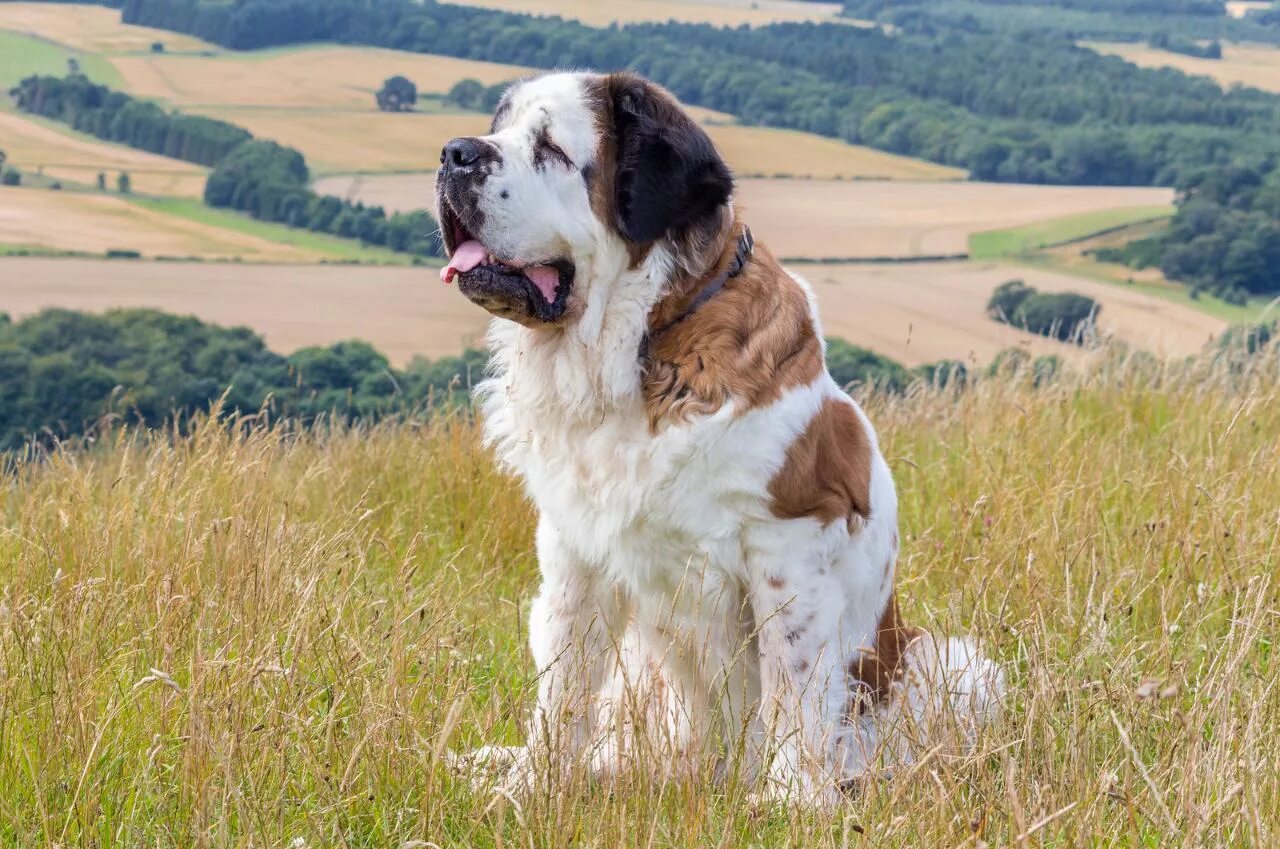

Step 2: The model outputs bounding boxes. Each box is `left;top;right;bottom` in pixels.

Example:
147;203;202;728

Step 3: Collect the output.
0;3;212;54
796;261;1226;365
0;111;208;197
439;0;844;27
210;107;958;177
1087;41;1280;94
199;109;481;173
317;173;1174;259
112;46;532;109
737;180;1175;259
0;257;489;362
0;256;1223;368
0;187;322;262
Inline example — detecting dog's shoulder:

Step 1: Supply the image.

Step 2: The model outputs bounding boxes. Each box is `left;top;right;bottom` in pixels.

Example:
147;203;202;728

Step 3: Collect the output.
641;239;825;431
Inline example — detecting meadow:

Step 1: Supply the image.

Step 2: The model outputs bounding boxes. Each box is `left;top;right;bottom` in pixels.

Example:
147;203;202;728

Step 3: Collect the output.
1086;41;1280;95
1;353;1276;846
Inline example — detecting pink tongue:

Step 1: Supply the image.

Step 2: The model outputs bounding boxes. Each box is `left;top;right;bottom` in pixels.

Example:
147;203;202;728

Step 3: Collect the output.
440;240;560;302
440;240;486;283
525;266;560;302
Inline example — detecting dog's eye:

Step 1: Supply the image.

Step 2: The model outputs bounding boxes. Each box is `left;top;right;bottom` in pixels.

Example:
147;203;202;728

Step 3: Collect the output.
534;129;574;170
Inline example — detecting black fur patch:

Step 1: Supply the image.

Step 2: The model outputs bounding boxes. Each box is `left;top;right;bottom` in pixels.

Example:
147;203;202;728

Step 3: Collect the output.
608;74;734;245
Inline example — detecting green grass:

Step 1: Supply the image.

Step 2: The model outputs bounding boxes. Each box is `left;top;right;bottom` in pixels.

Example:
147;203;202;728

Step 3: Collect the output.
969;206;1175;260
1;358;1278;845
1014;253;1277;324
0;29;122;88
130;196;428;266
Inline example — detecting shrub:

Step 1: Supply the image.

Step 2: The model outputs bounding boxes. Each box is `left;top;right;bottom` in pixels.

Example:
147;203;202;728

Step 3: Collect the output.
1;168;21;187
1013;292;1100;342
988;282;1100;343
105;248;142;259
986;279;1033;321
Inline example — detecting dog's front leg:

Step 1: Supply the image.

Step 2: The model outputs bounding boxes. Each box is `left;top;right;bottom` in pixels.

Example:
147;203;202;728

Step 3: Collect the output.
746;525;848;806
522;519;630;783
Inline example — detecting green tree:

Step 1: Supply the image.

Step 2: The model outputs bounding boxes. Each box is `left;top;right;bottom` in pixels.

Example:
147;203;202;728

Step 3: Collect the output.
117;171;132;193
376;76;417;112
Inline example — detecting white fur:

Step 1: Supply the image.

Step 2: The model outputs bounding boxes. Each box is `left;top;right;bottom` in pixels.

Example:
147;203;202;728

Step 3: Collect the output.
445;73;1005;802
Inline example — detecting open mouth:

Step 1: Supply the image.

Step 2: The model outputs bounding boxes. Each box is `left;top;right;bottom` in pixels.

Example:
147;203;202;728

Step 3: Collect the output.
439;203;574;325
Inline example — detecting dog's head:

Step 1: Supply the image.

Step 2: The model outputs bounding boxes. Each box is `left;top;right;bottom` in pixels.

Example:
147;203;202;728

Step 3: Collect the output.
437;72;734;328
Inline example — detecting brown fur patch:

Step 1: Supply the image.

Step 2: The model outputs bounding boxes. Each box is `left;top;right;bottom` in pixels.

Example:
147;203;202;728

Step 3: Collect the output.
848;596;921;711
640;227;823;430
768;397;873;530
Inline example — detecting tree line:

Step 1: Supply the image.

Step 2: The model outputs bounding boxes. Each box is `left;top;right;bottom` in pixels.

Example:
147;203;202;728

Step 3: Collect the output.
1094;162;1280;299
0;308;964;452
116;0;1280;189
9;75;442;259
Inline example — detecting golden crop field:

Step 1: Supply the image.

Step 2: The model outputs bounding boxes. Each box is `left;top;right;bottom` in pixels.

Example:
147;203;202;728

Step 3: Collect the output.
1087;41;1280;94
208;107;964;177
0;111;209;198
111;46;531;109
0;254;1223;368
737;179;1176;258
316;173;1173;259
0;188;322;262
797;260;1225;366
706;125;966;180
0;257;489;362
440;0;844;27
0;2;213;53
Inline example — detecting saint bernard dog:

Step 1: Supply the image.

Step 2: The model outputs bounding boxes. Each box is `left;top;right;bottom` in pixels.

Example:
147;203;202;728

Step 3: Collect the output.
437;71;1004;804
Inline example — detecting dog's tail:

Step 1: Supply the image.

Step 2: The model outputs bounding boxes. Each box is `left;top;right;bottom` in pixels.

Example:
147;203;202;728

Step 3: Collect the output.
841;633;1006;776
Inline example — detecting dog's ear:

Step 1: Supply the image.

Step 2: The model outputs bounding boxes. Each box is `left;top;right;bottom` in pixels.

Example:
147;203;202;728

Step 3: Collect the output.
607;73;733;245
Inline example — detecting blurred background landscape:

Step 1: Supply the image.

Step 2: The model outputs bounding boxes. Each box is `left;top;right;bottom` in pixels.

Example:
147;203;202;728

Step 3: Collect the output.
1;0;1278;444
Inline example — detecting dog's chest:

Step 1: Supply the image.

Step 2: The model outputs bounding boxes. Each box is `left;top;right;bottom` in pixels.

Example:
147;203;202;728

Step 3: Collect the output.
496;399;792;591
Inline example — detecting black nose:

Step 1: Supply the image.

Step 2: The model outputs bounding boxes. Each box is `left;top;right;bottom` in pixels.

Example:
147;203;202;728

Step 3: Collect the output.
441;137;493;170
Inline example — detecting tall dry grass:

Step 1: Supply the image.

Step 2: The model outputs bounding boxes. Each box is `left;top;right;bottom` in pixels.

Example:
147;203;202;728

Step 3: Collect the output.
1;349;1277;847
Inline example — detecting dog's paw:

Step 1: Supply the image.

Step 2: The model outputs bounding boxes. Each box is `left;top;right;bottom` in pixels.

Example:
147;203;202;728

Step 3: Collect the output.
445;745;535;795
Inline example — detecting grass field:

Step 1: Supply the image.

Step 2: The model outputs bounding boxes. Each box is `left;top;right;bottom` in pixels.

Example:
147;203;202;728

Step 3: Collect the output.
1;356;1277;845
111;46;530;110
0;110;209;198
982;218;1279;326
968;206;1176;260
0;2;213;53
0;28;121;87
1086;41;1280;95
0;187;367;263
440;0;845;26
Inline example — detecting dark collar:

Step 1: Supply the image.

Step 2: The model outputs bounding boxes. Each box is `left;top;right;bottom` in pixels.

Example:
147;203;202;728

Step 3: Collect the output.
639;226;754;362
